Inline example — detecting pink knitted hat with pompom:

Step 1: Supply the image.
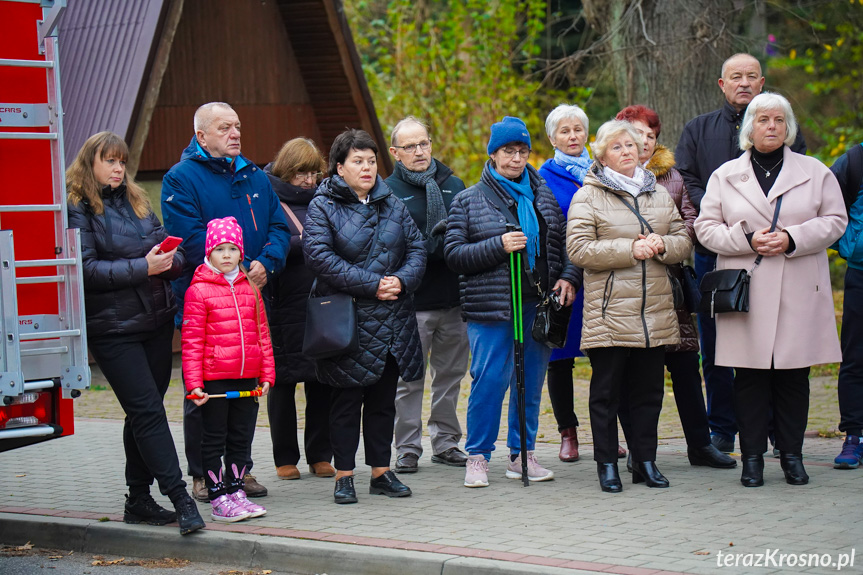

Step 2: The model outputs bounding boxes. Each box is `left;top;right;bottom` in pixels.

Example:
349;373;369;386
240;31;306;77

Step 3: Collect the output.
205;216;244;260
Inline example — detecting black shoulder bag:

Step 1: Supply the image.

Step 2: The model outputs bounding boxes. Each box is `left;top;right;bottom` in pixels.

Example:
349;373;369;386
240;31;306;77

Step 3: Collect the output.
697;195;783;318
613;194;687;310
479;182;572;348
302;206;382;360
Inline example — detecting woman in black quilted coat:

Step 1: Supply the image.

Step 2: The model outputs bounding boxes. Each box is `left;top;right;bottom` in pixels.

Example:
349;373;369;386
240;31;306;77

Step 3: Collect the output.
264;138;334;481
303;129;426;504
66;132;203;535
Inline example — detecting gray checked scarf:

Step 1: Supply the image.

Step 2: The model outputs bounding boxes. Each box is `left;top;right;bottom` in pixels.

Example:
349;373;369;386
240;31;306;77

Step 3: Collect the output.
395;160;446;236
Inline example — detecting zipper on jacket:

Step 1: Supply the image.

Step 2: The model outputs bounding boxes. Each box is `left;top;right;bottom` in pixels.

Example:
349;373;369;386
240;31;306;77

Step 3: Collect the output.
633;197;651;347
601;271;615;319
247;194;259;231
230;285;246;374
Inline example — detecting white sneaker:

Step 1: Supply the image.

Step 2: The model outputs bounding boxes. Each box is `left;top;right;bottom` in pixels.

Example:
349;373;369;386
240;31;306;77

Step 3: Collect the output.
506;451;554;481
464;454;489;488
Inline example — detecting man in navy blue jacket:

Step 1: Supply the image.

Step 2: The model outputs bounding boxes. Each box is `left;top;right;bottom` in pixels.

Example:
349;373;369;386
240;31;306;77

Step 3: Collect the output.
162;102;290;501
675;54;806;454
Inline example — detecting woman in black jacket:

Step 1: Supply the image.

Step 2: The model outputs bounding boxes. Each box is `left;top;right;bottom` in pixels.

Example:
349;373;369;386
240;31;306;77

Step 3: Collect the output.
303;129;426;504
67;132;203;535
264;138;334;481
444;116;581;489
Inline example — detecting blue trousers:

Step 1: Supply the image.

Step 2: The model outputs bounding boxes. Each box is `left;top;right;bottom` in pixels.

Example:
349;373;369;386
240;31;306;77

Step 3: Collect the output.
465;305;552;460
695;251;737;440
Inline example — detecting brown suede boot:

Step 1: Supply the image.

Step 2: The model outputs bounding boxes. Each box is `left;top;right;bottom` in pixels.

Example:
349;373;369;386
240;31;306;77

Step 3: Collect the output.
559;427;579;462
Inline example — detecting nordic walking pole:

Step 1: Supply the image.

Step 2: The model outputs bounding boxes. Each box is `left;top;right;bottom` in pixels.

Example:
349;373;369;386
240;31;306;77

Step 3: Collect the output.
508;225;529;487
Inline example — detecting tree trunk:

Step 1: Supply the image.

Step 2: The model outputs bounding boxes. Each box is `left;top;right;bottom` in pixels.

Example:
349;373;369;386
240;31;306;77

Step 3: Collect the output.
582;0;747;149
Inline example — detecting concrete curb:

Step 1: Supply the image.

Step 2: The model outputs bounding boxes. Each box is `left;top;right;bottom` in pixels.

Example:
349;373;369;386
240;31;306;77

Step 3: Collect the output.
0;513;604;575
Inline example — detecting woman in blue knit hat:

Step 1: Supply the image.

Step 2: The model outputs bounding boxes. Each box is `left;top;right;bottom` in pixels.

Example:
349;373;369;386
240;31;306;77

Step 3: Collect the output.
444;116;582;488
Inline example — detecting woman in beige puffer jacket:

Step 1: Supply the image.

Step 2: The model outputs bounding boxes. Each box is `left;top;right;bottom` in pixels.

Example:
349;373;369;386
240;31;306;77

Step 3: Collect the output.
566;120;691;493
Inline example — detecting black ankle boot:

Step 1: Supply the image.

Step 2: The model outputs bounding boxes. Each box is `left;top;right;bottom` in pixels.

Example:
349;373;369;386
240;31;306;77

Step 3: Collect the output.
740;454;764;487
334;475;358;504
173;493;205;535
124;493;177;525
631;461;669;488
596;462;622;493
779;452;809;485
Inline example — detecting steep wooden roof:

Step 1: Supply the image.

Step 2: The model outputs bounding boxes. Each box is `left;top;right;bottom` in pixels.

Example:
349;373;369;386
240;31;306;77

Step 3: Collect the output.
58;0;390;175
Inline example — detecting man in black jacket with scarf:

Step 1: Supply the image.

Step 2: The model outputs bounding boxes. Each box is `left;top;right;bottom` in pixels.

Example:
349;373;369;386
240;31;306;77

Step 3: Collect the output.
675;53;806;454
386;117;469;473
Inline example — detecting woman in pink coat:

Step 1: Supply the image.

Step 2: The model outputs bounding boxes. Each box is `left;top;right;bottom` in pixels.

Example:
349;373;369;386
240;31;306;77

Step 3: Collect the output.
694;93;847;488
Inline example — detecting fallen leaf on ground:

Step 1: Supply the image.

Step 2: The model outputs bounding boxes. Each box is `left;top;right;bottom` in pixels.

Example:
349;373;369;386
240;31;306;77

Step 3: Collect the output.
694;551;710;555
15;474;25;477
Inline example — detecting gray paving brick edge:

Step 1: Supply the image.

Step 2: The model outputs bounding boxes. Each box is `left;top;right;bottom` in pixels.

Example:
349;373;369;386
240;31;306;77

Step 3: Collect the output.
0;513;607;575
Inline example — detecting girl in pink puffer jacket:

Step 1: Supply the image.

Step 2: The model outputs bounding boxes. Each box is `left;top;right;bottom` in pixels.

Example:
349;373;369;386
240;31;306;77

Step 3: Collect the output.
182;216;275;523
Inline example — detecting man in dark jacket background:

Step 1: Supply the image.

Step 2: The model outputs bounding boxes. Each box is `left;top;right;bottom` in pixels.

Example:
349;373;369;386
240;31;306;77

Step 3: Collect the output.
161;102;291;501
675;54;806;454
386;117;470;473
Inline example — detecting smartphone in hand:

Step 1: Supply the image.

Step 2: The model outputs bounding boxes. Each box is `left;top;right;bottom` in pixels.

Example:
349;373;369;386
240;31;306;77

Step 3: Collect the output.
158;236;182;253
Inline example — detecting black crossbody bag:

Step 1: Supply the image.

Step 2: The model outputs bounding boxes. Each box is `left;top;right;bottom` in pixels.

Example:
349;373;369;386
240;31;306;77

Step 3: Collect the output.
697;196;783;318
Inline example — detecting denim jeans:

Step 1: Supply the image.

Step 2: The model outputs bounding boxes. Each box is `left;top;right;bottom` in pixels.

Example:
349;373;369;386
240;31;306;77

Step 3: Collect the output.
695;251;737;440
465;305;552;460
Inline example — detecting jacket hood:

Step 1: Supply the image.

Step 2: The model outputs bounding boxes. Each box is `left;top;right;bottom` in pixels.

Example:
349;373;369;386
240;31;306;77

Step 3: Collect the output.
192;262;249;287
263;163;317;205
316;174;392;204
583;159;658;196
645;145;676;179
179;136;252;175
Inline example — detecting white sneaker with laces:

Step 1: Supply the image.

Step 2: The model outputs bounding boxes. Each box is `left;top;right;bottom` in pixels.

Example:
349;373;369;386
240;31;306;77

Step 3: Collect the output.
506;451;554;481
464;454;489;488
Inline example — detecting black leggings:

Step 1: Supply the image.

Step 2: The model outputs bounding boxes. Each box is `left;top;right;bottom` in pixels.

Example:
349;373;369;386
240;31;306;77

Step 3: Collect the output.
200;378;259;493
547;358;580;431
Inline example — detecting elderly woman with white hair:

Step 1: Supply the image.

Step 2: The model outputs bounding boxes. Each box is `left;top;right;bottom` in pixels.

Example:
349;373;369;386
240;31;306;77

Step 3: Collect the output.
567;120;691;493
694;92;847;488
539;104;604;463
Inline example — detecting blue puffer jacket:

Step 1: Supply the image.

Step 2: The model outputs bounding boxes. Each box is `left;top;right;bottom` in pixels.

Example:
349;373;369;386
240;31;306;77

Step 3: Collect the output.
831;143;863;270
303;175;427;388
444;162;582;322
161;138;291;325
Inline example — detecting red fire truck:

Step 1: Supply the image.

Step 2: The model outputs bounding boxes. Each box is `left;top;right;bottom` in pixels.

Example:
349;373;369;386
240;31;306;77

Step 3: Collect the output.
0;0;90;451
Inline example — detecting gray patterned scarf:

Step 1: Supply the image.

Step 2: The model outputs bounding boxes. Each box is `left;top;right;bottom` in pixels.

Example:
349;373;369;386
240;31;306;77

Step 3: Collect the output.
396;160;445;236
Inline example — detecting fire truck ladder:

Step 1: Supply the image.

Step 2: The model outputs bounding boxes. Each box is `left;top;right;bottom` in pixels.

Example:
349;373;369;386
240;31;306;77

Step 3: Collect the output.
0;2;90;441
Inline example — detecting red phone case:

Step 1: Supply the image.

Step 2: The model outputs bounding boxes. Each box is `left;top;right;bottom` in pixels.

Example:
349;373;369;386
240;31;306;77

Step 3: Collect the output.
159;236;182;253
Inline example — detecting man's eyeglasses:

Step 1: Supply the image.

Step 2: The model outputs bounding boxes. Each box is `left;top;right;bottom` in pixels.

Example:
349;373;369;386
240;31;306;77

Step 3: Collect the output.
500;147;531;159
393;139;432;154
296;171;322;181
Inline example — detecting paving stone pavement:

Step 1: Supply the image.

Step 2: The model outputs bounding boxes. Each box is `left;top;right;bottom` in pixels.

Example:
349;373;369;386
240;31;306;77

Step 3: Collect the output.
1;418;860;575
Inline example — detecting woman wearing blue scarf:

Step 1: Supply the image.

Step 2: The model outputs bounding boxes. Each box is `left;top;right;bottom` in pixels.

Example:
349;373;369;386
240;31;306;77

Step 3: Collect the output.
445;116;581;488
539;105;627;464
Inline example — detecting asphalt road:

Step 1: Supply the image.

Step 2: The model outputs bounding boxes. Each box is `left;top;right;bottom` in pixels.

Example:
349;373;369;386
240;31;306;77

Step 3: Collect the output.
0;545;306;575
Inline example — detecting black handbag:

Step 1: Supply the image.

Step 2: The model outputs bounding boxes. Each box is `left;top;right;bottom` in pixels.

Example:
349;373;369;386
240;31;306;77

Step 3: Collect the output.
302;291;358;359
532;288;572;349
302;207;381;359
697;196;783;318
